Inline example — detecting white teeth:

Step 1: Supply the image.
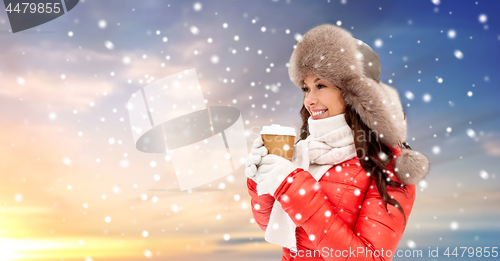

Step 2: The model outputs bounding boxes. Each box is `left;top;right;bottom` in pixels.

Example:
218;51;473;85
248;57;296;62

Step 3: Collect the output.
312;110;326;116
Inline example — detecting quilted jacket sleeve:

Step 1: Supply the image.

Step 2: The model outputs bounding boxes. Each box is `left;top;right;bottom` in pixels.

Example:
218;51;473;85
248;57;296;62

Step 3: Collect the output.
274;168;416;260
247;177;276;231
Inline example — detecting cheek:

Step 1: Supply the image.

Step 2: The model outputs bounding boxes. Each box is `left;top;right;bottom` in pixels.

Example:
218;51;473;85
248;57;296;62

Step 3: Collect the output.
338;96;347;112
326;93;346;112
337;94;346;106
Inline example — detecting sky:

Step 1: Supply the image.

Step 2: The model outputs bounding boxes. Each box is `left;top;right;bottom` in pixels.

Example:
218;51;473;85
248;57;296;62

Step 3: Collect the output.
0;0;499;260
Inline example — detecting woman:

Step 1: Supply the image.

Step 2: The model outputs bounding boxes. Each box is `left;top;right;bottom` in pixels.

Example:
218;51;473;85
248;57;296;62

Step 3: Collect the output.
245;24;429;260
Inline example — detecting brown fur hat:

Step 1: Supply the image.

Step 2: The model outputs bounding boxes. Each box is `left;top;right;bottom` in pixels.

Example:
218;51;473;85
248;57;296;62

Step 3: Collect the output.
288;23;429;185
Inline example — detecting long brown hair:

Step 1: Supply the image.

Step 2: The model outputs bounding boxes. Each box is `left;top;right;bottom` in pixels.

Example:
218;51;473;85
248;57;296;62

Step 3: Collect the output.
297;104;410;225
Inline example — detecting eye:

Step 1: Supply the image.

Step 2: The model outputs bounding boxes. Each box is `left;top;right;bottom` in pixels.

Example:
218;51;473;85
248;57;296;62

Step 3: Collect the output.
316;84;326;89
301;87;309;92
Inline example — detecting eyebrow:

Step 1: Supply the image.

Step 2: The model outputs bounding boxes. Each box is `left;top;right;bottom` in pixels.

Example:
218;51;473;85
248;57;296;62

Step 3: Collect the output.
302;78;321;86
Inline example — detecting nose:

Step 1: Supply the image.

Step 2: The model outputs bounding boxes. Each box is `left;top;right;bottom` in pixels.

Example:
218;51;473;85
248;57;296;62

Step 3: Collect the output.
304;91;318;108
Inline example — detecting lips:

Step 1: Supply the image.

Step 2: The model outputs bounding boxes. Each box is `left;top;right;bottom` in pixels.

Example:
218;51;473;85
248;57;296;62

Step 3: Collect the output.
311;109;328;119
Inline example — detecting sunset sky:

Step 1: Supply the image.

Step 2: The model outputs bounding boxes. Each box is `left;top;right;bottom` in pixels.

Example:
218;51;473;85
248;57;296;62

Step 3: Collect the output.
0;0;499;260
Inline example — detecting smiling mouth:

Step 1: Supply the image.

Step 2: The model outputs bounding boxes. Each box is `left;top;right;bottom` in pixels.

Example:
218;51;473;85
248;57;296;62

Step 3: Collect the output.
312;109;327;117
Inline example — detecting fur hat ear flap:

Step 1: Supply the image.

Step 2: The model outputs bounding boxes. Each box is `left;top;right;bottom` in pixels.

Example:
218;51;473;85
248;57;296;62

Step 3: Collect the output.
394;148;429;185
342;77;406;146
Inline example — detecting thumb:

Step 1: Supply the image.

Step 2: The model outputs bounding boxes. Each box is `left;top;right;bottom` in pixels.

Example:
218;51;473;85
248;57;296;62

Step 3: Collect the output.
260;154;282;165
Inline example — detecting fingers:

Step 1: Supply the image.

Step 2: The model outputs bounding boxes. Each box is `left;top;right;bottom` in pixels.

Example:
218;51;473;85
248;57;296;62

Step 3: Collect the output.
245;155;261;167
259;154;281;165
253;136;264;148
251;146;268;157
245;143;268;180
245;164;257;179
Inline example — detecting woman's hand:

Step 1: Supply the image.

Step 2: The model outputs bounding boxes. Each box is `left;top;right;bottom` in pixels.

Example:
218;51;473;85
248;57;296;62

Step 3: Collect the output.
245;136;268;182
255;154;299;196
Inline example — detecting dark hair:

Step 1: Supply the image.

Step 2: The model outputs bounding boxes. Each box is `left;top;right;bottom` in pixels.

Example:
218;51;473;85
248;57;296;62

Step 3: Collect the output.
297;104;410;225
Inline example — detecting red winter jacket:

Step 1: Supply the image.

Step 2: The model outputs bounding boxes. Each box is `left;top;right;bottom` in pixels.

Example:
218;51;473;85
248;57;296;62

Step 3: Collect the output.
247;145;416;260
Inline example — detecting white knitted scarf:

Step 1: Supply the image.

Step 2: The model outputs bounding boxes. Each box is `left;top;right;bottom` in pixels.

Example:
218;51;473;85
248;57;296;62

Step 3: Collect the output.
264;113;357;251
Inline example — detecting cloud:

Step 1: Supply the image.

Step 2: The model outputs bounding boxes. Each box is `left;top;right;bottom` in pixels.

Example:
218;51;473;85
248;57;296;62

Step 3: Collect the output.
0;69;114;111
0;118;82;198
0;44;116;111
0;40;207;112
481;132;500;157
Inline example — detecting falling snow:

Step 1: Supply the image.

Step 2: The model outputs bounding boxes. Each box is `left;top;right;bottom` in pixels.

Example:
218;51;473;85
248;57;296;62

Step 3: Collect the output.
447;29;456;39
479;170;489;180
405;91;414;100
104;41;114;50
478;14;487;23
2;1;497;259
98;20;107;29
422;93;432;103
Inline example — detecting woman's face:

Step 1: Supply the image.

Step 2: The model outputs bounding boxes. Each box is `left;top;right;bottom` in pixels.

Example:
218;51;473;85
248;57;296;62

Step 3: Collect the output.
302;74;346;120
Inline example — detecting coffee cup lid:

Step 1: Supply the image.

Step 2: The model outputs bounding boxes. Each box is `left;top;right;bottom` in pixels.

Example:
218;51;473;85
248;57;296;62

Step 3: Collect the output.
260;124;296;136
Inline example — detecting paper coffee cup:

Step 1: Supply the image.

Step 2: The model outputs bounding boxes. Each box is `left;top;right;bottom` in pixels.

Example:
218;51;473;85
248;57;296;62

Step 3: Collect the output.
260;124;296;161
